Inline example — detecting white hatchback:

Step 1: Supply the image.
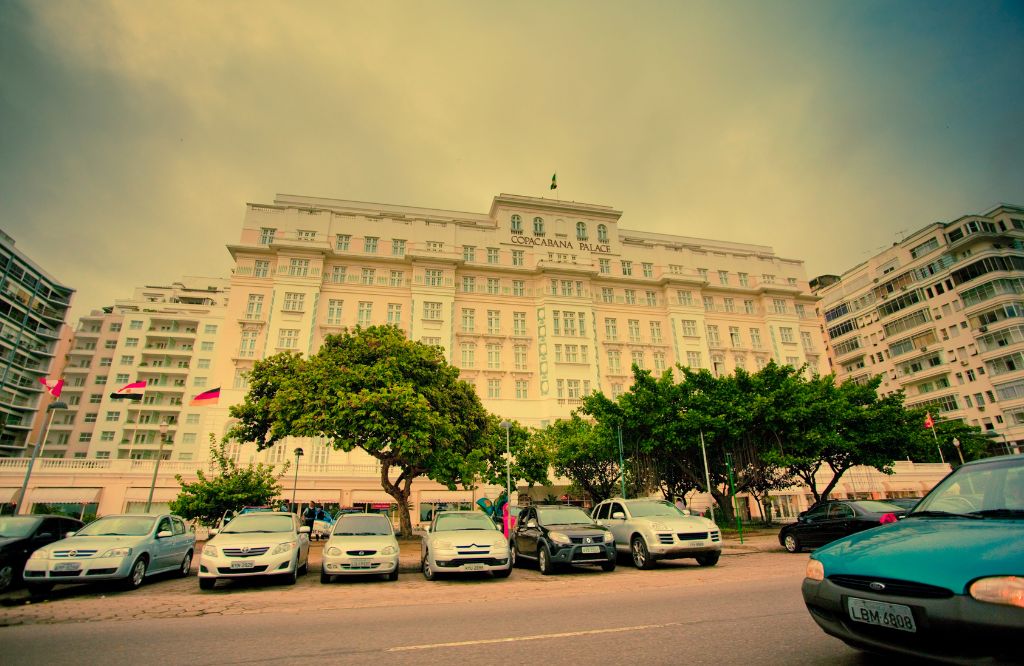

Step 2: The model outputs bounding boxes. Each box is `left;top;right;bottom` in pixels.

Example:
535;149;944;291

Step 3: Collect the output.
321;513;400;583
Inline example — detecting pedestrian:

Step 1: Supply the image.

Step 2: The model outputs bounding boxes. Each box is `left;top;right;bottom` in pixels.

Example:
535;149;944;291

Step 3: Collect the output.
302;502;317;540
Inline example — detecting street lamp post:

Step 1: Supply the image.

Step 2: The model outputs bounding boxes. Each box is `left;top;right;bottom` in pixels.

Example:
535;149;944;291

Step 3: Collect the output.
290;447;304;511
952;437;965;465
617;426;626;498
145;421;170;512
15;400;67;515
500;420;512;538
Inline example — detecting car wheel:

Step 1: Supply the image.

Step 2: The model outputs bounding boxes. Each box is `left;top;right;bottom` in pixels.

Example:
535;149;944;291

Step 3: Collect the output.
510;540;520;568
198;577;216;590
298;558;308;576
122;556;148;590
783;533;802;553
0;564;14;593
320;571;332;584
178;550;193;577
538;544;555;576
601;560;616;572
27;582;54;595
631;535;654;570
387;569;399;581
283;566;298;585
696;552;720;567
422;555;435;581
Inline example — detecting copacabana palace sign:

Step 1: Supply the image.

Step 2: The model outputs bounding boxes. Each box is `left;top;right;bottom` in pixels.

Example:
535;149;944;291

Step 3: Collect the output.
509;235;612;253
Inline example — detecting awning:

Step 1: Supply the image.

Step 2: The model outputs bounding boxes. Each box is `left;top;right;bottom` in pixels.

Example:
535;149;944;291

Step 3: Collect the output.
124;487;179;503
351;490;396;503
0;487;20;503
277;490;339;502
419;491;475;503
29;487;101;504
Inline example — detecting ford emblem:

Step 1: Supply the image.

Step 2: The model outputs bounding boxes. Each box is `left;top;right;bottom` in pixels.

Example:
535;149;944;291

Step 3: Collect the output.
869;581;886;591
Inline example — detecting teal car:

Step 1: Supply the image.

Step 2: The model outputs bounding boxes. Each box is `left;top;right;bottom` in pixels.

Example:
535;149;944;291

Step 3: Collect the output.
802;454;1024;664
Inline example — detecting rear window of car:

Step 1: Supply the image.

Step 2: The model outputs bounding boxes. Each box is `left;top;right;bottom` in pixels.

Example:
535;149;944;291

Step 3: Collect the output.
222;514;295;533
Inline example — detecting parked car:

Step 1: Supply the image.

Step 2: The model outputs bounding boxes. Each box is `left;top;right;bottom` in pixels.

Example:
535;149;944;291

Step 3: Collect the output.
511;504;615;575
321;513;399;583
802;454;1024;663
778;499;906;553
22;514;195;592
0;515;83;593
592;498;721;569
198;511;310;589
421;510;511;580
215;505;276;532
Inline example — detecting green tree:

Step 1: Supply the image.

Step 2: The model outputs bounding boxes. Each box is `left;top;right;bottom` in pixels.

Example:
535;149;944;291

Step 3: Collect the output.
227;325;535;537
534;415;622;504
169;436;288;527
912;413;994;467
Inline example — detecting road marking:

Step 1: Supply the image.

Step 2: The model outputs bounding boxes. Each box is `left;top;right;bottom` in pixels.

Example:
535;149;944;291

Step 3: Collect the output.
386;622;683;652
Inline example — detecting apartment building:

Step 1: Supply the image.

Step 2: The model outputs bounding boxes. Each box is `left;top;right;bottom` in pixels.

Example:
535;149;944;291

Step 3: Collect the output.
0;230;74;457
218;192;826;435
50;277;230;462
816;203;1024;454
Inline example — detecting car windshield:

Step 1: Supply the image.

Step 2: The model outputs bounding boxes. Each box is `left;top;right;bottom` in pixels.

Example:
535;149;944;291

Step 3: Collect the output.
434;513;496;532
333;515;392;536
627;501;686;518
222;514;295;533
537;507;594;525
0;516;41;537
912;458;1024;517
77;516;156;537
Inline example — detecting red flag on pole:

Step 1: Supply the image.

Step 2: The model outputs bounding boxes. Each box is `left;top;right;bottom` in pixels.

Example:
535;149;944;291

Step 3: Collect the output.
38;377;64;398
924;412;934;429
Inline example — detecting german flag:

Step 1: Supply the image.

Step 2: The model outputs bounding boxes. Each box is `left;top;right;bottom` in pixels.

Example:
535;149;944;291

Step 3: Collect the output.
190;387;220;406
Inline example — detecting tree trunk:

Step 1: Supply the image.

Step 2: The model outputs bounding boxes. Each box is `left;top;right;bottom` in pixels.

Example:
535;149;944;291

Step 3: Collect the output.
380;461;418;539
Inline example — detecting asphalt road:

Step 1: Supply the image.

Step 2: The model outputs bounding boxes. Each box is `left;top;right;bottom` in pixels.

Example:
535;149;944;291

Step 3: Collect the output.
1;551;887;666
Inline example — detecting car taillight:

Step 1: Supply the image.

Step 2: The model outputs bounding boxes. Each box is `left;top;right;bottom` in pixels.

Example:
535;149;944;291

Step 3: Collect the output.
879;513;897;524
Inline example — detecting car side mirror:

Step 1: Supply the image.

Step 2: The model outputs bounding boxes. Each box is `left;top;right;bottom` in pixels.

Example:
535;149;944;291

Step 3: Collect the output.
34;532;54;540
525;519;537;528
157;530;172;539
611;511;625;520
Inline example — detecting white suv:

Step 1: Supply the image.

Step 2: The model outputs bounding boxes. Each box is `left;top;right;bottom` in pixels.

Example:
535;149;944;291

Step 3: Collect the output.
198;512;310;589
592;498;721;569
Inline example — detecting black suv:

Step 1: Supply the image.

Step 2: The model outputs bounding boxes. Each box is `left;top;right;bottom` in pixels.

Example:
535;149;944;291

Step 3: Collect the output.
511;505;615;575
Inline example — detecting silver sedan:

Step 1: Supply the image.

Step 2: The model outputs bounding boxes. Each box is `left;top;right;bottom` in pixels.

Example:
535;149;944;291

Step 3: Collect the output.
421;511;511;580
321;513;400;583
593;498;722;568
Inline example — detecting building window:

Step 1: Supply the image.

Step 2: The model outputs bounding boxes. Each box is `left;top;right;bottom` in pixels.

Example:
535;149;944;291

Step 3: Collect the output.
625;289;636;305
288;259;309;277
704;296;715;311
762;274;776;284
252;260;269;278
729;327;741;347
650;321;662;343
487;310;500;334
462;276;476;293
100;431;115;441
246;294;264;319
89;393;102;404
105;411;121;422
642;263;653;278
260;227;276;244
283;292;305;312
677;290;694;306
512;280;525;296
514;346;528;370
423;302;442;320
608;350;621;374
461;342;476;367
95;375;108;385
621;260;633;276
330;266;347;283
84;412;97;423
278;328;299;349
698;268;709;281
515;380;528;399
239;331;257;357
719;270;729;285
463;245;476;262
750;328;762;349
533;217;545;235
605;318;618;340
597;224;609;242
707;325;720;346
511;215;523;234
601;288;614;304
631;350;645;369
390;270;404;287
297;229;316;241
426;240;443;252
654;351;666;371
801;331;814;350
129;320;143;330
780;327;795;343
387;303;402;326
681;319;697;336
599;259;611;274
336;234;351;251
392;239;406;256
357;302;373;326
487;379;501;399
488;278;500;295
628;319;641;342
461;308;475;333
361;268;376;285
99;357;112;367
201;341;214;351
723;298;735;313
738;272;749;287
364;236;379;253
512;250;524;267
744;300;756;314
645;291;657;306
487;248;499;264
327;299;344;325
513;312;527;336
487;343;501;369
425;269;443;287
576;222;588;240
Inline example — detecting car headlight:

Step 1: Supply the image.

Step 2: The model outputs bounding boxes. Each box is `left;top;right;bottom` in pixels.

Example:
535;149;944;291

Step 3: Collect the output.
805;559;824;581
602;532;614;543
202;544;218;557
100;547;132;558
325;546;342;556
380;545;398;555
969;576;1024;608
650;522;669;531
29;549;50;561
548;531;571;545
271;541;296;555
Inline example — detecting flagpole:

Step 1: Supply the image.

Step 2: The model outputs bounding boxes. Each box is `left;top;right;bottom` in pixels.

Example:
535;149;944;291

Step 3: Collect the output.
15;401;67;514
931;426;945;464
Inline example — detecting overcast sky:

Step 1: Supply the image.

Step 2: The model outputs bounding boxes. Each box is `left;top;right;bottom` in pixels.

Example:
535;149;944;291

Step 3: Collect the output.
2;0;1022;320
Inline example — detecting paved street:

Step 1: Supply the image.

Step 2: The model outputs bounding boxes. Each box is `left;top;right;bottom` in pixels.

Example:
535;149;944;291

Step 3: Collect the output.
1;542;882;666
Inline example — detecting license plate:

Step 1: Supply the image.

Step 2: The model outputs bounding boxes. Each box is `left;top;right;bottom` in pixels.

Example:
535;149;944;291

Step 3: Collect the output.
581;545;601;554
686;541;706;548
349;558;372;567
848;597;917;633
54;562;80;572
463;563;487;571
230;560;255;570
